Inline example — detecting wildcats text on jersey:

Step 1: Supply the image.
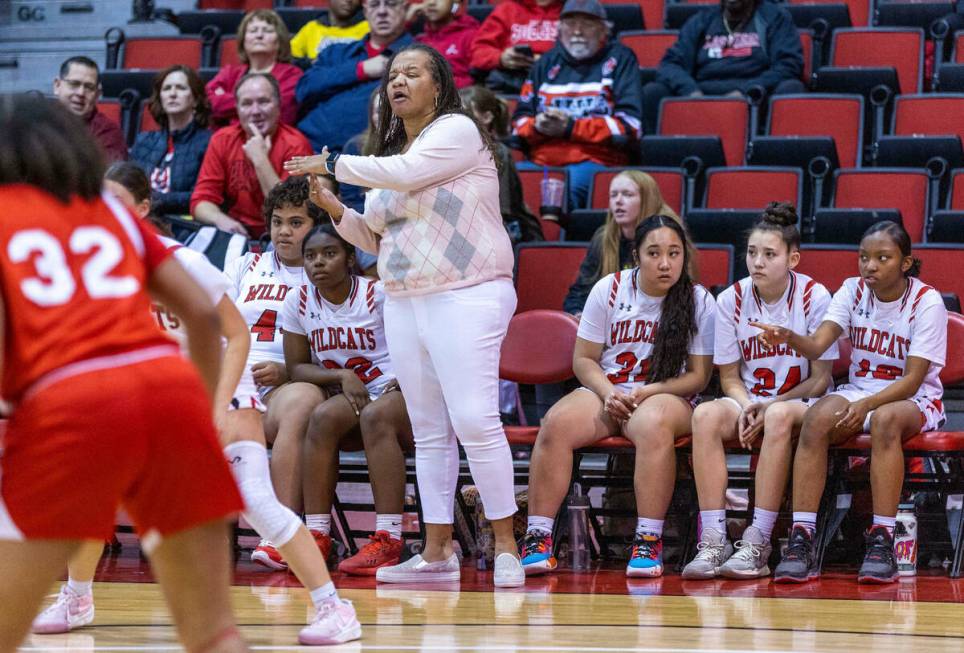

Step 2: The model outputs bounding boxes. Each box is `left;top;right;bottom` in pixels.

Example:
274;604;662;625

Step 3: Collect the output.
739;337;805;362
244;283;291;303
309;326;377;353
849;326;911;361
610;318;658;346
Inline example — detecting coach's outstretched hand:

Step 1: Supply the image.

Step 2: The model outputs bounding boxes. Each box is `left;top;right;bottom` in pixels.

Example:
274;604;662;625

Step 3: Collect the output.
284;147;330;176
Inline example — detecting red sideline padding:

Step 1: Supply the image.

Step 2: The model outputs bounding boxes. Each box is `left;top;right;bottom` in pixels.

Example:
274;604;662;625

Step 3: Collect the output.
835;431;964;452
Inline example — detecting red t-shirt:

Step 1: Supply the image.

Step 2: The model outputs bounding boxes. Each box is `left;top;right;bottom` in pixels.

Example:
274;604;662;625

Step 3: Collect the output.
189;123;313;237
0;185;173;403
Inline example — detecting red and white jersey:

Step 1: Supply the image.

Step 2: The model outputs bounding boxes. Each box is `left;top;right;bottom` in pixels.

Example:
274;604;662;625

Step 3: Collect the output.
715;272;838;398
578;269;716;392
225;251;306;368
826;276;947;401
151;236;231;352
0;186;174;403
281;276;394;397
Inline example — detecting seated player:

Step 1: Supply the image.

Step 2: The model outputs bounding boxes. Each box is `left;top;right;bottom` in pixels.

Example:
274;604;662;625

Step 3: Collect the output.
520;215;716;578
281;224;412;575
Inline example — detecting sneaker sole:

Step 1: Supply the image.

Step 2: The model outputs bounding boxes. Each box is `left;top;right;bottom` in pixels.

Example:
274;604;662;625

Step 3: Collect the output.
375;569;461;584
522;559;557;576
772;571;819;583
33;607;95;635
625;566;663;578
680;566;718;580
857;572;898;584
339;558;401;576
494;573;526;588
251;551;288;571
298;622;362;646
718;565;771;580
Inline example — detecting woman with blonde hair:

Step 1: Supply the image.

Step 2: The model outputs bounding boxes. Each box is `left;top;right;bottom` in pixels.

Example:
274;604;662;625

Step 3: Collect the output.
564;170;682;317
206;8;303;127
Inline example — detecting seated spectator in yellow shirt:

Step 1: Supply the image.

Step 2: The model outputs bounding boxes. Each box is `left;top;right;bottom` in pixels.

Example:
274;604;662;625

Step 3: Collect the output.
291;0;371;62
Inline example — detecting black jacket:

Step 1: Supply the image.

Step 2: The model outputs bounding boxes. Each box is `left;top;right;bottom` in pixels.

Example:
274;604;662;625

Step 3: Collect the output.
130;120;213;215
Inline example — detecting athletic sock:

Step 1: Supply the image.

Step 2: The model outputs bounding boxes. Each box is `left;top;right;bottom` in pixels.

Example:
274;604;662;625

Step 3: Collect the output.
527;516;554;536
67;578;92;596
699;509;727;536
306;514;331;535
636;517;664;538
376;514;403;540
792;511;818;534
309;581;339;609
872;514;896;536
751;508;779;542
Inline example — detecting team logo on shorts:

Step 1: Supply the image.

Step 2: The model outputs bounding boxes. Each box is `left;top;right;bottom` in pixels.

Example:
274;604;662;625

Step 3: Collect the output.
548;64;561;80
602;57;616;76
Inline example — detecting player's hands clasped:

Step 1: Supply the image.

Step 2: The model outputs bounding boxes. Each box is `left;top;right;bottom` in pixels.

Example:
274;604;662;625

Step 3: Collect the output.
738;401;768;449
602;390;637;422
340;371;371;417
834;398;871;432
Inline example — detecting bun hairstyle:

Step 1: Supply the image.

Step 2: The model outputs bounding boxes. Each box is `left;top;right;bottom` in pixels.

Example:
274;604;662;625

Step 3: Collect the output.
862;220;922;277
633;215;696;384
750;201;801;252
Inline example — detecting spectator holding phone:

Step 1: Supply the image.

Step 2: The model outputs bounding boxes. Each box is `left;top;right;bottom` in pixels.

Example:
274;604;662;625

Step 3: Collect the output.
469;0;563;94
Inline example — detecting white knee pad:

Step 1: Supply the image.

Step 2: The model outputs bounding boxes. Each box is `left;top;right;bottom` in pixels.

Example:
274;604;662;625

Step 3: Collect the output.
224;440;301;547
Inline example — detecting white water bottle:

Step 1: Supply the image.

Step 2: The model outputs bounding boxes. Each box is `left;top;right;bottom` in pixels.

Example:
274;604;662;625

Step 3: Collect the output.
894;503;918;577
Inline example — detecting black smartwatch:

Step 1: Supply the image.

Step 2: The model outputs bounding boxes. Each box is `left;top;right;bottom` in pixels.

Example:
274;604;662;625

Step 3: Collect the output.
325;152;340;176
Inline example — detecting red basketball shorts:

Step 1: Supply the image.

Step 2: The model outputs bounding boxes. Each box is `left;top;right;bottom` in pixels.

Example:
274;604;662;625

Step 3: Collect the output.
0;354;243;542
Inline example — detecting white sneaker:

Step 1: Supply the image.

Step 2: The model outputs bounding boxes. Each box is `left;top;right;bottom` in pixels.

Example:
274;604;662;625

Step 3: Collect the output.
718;526;773;579
375;553;461;584
681;528;732;580
298;598;362;646
32;585;95;634
493;553;525;588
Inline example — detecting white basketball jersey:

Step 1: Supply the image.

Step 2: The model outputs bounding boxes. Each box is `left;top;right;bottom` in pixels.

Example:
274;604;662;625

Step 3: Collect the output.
825;276;947;401
281;276;394;396
578;269;716;392
152;236;231;352
225;251;306;367
715;272;837;398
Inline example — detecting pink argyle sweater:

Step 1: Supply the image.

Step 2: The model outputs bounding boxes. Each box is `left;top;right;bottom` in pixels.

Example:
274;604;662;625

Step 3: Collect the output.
333;114;514;296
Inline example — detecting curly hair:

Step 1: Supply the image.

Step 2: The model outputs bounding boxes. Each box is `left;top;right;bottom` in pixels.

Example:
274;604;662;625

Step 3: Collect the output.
634;215;697;384
863;220;922;277
237;9;292;65
147;65;211;130
748;201;800;252
371;44;501;173
262;175;326;233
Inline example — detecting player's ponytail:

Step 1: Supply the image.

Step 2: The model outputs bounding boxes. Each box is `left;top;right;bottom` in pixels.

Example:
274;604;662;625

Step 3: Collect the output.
862;220;921;277
634;215;697;384
748;201;801;253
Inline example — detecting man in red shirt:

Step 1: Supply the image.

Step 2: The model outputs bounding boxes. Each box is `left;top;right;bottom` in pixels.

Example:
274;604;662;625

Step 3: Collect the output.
52;56;127;162
191;73;313;238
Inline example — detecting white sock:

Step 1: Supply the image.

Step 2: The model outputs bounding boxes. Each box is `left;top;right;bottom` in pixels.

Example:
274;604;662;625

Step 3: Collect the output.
527;516;554;535
751;508;778;542
67;578;92;596
699;509;727;535
873;514;896;535
636;517;664;538
309;581;339;608
306;513;331;535
376;514;403;540
792;511;817;533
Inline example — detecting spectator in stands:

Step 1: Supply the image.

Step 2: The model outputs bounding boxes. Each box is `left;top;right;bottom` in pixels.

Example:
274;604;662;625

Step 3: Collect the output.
296;0;413;154
512;0;642;210
191;73;313;238
206;9;303;128
642;0;804;134
563;170;680;315
339;88;380;214
290;0;370;62
130;65;213;216
469;0;563;94
411;0;479;88
460;85;544;244
52;55;127;162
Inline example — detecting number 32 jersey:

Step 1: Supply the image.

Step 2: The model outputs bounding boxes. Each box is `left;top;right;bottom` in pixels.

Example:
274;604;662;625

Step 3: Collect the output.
225;251;306;368
715;272;837;398
578;269;716;393
281;275;394;397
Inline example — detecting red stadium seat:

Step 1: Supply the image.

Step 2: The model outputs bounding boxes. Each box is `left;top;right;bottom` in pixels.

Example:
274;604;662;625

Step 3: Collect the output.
122;37;203;70
219;35;240;67
658;97;749;167
96;100;122;125
138;104;160;133
767;94;864;168
514;243;588;314
832;168;930;242
601;0;663;31
949;170;964;209
704;167;802;211
916;245;964;306
789;0;869;25
892;94;964;142
696;244;734;289
795;244;858;292
586;167;684;215
517;168;567;241
799;29;813;83
617;30;677;73
828;28;924;94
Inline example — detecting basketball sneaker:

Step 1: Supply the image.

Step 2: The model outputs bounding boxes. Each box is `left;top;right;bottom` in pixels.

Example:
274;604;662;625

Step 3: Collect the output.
857;526;899;584
376;553;461;583
718;526;772;579
520;530;557;575
311;530;334;563
32;585;95;634
252;540;287;570
494;552;526;588
773;525;818;583
338;531;403;576
626;533;663;577
681;528;732;580
298;598;362;646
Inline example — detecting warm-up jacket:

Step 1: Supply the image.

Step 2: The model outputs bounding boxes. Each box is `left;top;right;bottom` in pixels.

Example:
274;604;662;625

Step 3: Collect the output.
656;3;803;95
512;40;642;167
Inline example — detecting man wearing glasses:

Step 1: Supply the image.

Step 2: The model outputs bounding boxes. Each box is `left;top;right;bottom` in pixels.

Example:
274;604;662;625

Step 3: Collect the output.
296;0;413;154
52;56;128;162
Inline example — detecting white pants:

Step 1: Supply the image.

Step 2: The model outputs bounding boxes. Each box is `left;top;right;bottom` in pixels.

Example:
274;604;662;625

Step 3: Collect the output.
384;279;518;524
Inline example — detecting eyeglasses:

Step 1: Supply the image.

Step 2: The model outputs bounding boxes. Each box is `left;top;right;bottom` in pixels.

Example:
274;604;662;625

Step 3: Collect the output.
61;78;98;93
366;0;404;9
